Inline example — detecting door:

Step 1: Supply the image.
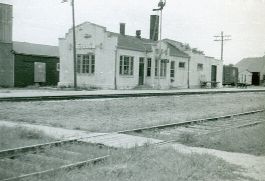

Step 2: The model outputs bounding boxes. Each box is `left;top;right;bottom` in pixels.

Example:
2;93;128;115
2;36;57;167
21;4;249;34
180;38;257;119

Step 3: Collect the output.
211;65;217;87
34;62;46;83
138;58;145;85
211;65;217;82
252;72;260;86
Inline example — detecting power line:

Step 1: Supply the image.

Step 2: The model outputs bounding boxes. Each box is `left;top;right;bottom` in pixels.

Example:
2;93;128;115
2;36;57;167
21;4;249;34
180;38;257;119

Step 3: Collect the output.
214;31;231;61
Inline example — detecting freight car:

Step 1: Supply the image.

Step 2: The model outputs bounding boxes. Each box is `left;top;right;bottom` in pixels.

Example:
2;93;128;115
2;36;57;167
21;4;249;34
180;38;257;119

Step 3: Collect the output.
223;65;239;86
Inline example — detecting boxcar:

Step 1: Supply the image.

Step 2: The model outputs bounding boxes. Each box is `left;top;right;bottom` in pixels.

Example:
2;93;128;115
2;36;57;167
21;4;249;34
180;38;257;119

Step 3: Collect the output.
223;65;239;86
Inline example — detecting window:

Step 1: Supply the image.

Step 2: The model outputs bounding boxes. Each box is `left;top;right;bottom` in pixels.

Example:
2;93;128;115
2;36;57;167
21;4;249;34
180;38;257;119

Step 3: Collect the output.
147;58;152;77
197;63;203;71
155;59;167;77
160;59;167;77
170;61;175;78
76;54;95;74
179;62;185;68
155;59;158;76
119;55;134;75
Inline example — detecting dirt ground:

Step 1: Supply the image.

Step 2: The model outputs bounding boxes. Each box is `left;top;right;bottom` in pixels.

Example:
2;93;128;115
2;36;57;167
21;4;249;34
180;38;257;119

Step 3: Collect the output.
0;92;265;132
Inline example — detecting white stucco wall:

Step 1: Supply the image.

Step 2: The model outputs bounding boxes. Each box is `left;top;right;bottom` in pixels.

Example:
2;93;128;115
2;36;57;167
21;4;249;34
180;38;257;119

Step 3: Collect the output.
59;22;223;90
59;22;117;89
116;49;147;89
170;57;189;88
184;52;223;88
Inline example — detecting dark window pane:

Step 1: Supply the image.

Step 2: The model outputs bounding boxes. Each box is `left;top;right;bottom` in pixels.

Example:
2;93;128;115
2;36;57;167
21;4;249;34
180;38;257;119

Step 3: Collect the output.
130;57;134;75
179;62;185;68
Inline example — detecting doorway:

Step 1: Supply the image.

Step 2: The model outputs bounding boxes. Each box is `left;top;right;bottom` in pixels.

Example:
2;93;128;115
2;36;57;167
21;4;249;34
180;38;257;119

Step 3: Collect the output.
138;58;145;85
211;65;217;82
252;72;260;85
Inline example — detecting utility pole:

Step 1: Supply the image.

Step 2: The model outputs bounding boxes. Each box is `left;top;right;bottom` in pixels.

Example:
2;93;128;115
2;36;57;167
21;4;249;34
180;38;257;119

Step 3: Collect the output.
214;31;231;61
153;0;166;89
62;0;77;90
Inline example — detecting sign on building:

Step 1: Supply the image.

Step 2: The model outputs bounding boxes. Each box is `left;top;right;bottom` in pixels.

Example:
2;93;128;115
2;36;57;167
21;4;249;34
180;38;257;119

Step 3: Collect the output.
34;62;46;83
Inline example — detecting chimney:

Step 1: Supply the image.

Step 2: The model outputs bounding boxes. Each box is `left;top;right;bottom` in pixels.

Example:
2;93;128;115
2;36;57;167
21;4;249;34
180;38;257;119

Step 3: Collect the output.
150;15;159;41
136;30;141;38
120;23;125;35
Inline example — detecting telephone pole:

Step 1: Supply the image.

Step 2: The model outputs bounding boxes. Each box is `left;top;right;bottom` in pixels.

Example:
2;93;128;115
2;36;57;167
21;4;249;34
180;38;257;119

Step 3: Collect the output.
214;31;231;61
62;0;77;90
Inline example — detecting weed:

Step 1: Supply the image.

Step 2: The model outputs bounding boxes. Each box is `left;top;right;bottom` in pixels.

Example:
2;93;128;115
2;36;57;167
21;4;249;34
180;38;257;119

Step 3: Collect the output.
32;146;249;181
18;127;44;139
73;126;81;130
187;117;265;156
178;132;196;144
0;126;54;150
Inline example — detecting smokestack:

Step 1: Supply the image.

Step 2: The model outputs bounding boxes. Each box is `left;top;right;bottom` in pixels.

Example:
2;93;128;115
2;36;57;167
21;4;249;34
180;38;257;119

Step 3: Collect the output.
150;15;159;41
136;30;141;38
120;23;125;35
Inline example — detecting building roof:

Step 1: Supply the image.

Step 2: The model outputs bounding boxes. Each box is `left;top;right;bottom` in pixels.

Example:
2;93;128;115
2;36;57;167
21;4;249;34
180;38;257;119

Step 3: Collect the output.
236;56;265;73
109;32;189;57
13;41;59;57
164;39;191;58
109;32;154;52
165;41;190;58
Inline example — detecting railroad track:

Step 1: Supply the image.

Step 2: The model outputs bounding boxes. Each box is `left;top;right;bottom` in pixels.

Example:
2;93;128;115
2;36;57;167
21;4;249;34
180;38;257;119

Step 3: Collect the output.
158;113;265;139
122;109;265;143
0;137;110;181
119;109;265;134
1;109;264;180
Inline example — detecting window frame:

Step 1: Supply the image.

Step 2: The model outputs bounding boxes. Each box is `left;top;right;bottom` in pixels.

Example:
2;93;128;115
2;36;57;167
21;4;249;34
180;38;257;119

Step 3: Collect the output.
147;58;152;77
179;62;185;68
170;61;175;78
160;59;167;77
119;55;134;76
155;59;167;77
76;54;95;74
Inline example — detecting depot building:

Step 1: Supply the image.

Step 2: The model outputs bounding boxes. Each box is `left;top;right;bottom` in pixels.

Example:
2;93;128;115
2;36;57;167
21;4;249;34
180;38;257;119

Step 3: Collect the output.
59;16;223;90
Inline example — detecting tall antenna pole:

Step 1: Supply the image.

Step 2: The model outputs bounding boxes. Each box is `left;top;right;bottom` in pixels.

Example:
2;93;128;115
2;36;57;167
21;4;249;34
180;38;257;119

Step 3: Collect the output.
153;0;166;89
214;31;231;61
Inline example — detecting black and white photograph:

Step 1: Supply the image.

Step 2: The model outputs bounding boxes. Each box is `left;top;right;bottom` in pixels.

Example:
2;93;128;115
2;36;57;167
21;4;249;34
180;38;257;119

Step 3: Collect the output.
0;0;265;180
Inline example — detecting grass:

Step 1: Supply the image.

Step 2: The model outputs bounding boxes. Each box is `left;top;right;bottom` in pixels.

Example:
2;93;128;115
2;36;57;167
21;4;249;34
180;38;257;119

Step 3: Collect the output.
0;92;265;132
132;112;265;156
186;123;265;156
0;126;54;151
24;146;252;181
0;142;111;180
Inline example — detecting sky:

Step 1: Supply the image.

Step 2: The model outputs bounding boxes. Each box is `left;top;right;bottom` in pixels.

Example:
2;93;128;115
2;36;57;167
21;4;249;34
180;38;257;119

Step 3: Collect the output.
1;0;265;65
